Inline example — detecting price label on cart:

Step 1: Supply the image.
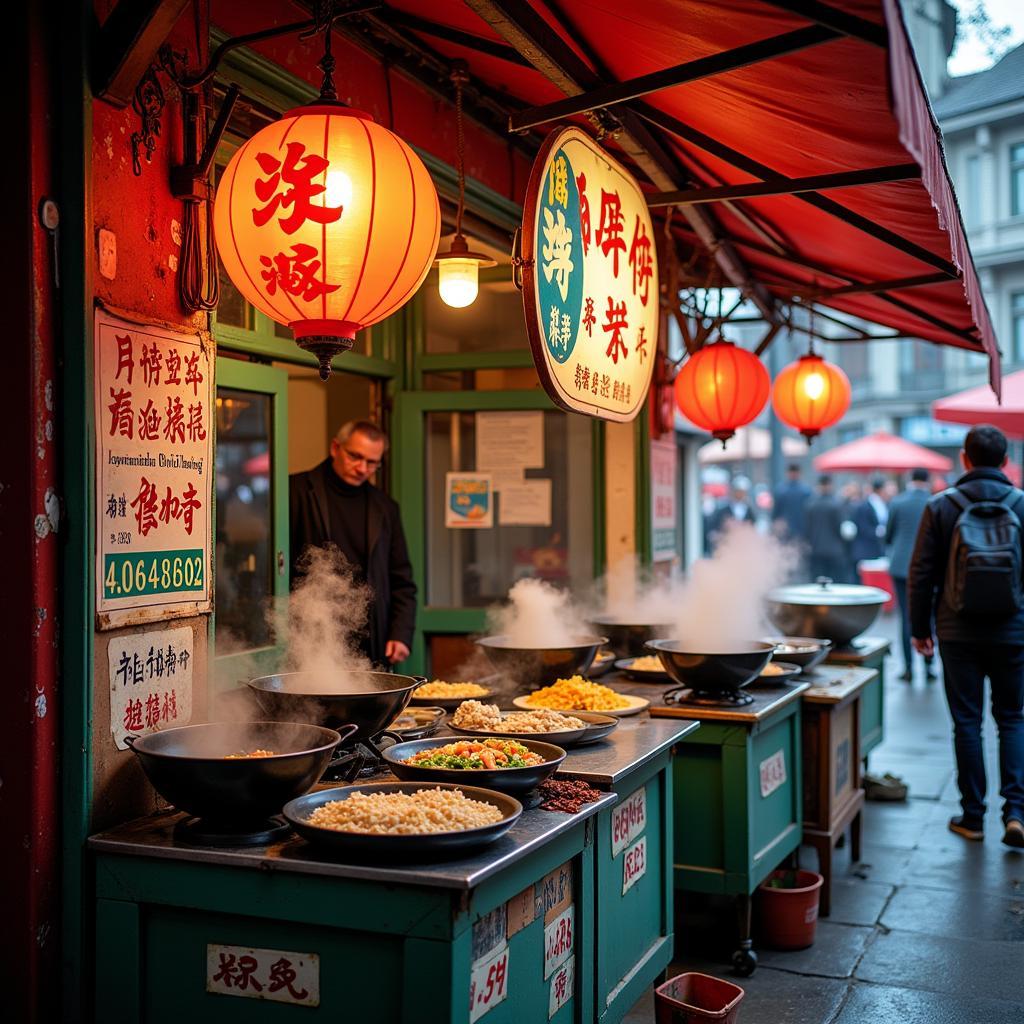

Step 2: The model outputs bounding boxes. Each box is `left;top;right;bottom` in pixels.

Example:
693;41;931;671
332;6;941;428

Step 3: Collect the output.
622;835;647;894
544;905;574;979
548;954;575;1018
759;750;787;798
611;785;647;856
469;945;509;1022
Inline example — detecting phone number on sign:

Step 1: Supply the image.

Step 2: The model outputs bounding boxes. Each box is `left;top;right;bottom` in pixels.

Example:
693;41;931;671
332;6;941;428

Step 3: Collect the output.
103;550;205;598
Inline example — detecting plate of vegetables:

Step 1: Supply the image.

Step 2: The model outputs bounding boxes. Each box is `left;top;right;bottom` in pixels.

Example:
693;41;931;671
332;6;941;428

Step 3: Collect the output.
383;736;566;794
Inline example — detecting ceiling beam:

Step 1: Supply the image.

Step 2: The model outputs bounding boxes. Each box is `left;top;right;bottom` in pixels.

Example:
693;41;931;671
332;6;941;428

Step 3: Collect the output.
647;163;920;207
758;0;888;48
463;0;778;323
508;25;839;132
93;0;192;107
814;272;952;298
635;101;960;278
380;8;534;67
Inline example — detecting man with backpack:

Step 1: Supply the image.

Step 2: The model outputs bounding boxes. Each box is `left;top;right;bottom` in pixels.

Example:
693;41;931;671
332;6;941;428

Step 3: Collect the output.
909;425;1024;848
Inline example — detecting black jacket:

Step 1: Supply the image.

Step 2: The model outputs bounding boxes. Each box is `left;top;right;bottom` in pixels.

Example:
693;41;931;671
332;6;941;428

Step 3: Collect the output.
885;486;931;579
771;480;811;539
851;499;883;563
289;460;417;663
804;493;847;563
908;467;1024;644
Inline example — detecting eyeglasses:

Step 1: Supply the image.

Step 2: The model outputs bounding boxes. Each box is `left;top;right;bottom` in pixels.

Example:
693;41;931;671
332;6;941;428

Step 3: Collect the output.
342;447;382;470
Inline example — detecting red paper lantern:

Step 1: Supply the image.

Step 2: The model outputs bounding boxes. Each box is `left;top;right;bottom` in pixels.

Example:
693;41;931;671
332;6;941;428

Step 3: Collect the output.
674;341;770;443
772;353;851;440
214;104;440;379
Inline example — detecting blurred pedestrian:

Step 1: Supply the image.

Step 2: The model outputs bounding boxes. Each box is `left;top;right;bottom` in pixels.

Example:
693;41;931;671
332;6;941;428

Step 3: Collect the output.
885;468;935;682
839;481;862;583
852;478;887;567
706;476;755;551
805;474;848;582
771;463;811;541
909;425;1024;848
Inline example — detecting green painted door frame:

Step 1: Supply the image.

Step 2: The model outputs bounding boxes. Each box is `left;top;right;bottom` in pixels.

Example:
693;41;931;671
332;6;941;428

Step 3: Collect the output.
212;358;290;686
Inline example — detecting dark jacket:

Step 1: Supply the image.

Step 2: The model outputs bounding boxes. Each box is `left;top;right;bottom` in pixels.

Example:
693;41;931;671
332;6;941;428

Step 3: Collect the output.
908;467;1024;644
805;493;847;564
706;499;755;548
851;499;883;563
885;485;931;579
771;480;811;539
289;460;417;663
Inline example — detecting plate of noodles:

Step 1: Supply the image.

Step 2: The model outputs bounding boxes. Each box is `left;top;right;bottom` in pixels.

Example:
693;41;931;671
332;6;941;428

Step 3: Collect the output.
614;655;671;682
410;679;494;710
284;781;522;856
512;676;649;717
447;699;618;746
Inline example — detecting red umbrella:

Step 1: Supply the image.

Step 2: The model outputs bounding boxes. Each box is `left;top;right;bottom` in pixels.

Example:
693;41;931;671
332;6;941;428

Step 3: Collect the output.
932;370;1024;440
813;432;952;473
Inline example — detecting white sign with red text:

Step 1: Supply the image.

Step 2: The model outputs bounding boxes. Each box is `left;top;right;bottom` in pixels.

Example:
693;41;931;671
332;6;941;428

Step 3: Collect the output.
611;785;647;856
548;954;575;1018
469;944;509;1023
622;835;648;895
544;905;574;979
94;309;212;624
650;437;678;563
109;627;193;750
760;750;788;798
206;944;318;1007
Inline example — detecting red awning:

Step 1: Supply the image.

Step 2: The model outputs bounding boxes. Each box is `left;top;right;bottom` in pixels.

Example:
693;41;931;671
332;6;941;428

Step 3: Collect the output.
813;431;952;473
932;370;1024;439
387;0;1000;389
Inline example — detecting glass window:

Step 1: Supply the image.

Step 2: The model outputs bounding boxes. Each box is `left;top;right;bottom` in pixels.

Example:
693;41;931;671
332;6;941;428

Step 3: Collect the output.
1012;291;1024;363
838;342;869;384
1012;143;1024;217
964;153;981;227
215;388;274;651
423;275;528;354
424;409;593;607
899;340;944;390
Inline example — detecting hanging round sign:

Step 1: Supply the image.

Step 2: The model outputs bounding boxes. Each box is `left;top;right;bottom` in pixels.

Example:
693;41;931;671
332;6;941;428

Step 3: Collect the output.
521;126;659;422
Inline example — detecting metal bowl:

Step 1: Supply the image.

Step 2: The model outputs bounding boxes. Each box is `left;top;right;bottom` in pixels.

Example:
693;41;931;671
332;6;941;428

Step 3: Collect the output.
383;736;567;794
126;721;350;825
753;661;803;685
475;635;607;687
762;636;833;672
248;671;425;743
646;640;776;694
587;617;675;659
766;580;889;646
284;782;522;858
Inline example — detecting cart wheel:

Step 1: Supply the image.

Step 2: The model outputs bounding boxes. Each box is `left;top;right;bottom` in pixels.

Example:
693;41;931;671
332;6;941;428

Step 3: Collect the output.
731;947;758;977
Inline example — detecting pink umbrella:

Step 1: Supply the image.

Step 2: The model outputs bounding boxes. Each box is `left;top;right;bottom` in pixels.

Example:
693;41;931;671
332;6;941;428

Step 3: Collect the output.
932;370;1024;440
813;432;952;474
243;451;270;475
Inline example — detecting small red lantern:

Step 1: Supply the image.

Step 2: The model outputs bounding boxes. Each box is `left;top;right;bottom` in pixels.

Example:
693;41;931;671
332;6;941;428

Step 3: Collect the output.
772;353;851;441
674;341;770;444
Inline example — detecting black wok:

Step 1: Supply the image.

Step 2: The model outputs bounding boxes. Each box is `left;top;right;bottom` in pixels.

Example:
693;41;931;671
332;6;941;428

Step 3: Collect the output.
588;617;675;659
476;635;606;687
647;640;776;695
247;670;425;742
126;721;350;825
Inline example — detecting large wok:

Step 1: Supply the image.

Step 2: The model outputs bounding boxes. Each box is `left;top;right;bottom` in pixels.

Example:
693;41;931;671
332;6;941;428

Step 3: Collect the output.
587;616;674;659
766;579;889;646
248;670;425;742
126;721;350;825
476;634;606;687
647;640;776;695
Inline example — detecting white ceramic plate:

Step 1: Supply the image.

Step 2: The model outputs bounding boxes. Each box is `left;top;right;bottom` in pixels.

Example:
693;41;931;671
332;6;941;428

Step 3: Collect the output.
511;693;649;718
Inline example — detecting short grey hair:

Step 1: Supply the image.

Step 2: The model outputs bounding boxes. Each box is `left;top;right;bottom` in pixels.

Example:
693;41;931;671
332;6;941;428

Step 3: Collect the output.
334;419;389;451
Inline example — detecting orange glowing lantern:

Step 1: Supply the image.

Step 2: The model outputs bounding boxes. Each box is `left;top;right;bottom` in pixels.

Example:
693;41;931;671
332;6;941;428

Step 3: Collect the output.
214;104;440;379
772;353;851;440
674;340;770;443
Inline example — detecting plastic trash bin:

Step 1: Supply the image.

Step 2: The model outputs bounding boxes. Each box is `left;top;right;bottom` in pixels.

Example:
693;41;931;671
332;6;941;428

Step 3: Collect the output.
654;972;745;1024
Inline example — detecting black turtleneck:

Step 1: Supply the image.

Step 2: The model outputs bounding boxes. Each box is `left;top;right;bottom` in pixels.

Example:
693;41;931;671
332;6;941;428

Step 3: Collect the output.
325;466;370;582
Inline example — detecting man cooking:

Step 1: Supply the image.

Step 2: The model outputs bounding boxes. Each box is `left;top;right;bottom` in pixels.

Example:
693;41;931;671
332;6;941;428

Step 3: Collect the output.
289;420;417;667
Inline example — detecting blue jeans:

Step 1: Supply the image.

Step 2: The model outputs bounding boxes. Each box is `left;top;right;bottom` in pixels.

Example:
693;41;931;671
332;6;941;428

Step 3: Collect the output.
939;641;1024;824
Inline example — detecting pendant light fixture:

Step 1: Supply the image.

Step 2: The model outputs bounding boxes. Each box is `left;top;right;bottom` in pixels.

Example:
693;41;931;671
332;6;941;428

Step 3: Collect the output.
213;15;440;379
674;338;770;445
434;62;495;308
772;303;851;441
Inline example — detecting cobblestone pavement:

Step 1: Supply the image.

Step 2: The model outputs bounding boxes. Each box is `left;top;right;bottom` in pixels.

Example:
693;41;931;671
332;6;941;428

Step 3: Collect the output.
625;612;1024;1023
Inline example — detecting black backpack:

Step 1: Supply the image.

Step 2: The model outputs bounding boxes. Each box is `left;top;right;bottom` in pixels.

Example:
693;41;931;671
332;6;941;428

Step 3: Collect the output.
943;485;1024;616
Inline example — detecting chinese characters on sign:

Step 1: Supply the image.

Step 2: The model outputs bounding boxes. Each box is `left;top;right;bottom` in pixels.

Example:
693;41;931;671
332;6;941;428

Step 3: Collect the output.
759;749;788;799
94;311;212;622
469;908;509;1024
650;438;679;563
622;835;648;895
108;627;193;749
206;944;319;1007
525;127;659;422
548;955;574;1018
611;785;647;857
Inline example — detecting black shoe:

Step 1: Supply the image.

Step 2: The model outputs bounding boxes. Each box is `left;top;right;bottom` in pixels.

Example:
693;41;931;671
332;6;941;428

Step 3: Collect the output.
1003;819;1024;849
925;668;938;681
949;816;984;841
898;670;913;682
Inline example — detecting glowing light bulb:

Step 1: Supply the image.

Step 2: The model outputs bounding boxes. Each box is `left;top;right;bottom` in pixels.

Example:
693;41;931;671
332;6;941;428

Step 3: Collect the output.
438;258;479;308
802;371;825;400
324;169;354;211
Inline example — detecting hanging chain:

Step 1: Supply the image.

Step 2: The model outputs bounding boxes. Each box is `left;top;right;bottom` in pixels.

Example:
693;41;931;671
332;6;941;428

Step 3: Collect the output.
452;62;469;239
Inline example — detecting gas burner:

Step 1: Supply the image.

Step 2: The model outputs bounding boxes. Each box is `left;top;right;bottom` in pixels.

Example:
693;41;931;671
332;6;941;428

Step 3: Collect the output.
322;732;400;782
663;686;755;708
174;814;292;847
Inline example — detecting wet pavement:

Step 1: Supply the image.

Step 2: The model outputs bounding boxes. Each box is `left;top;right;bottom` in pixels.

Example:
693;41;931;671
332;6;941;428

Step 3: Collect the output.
625;612;1024;1023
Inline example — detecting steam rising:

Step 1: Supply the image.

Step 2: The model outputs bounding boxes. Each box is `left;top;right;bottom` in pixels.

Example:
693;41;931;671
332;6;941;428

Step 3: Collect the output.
488;577;591;647
281;546;372;676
